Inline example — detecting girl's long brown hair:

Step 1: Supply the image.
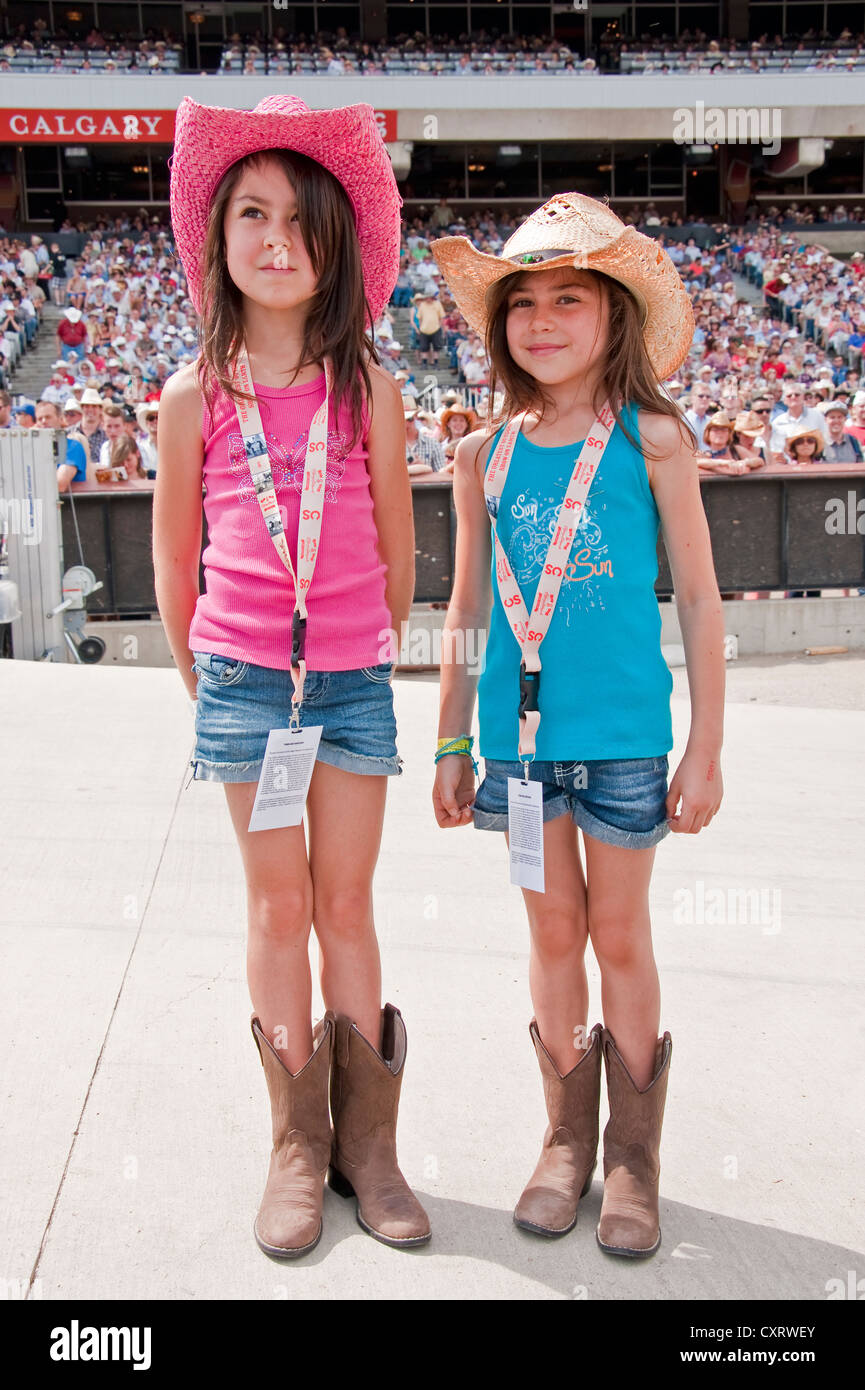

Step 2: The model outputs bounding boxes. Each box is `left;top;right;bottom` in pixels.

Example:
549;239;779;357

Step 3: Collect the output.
195;148;380;454
480;268;691;460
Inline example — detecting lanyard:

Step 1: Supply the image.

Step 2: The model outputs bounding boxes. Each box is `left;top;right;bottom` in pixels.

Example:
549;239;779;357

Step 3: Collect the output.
484;401;616;771
230;344;332;726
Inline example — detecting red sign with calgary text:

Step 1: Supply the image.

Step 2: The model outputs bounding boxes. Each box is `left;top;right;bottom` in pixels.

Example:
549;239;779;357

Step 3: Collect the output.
1;108;398;143
1;110;177;142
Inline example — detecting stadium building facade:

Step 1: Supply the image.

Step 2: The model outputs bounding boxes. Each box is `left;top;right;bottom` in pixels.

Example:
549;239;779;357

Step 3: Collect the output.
1;0;864;227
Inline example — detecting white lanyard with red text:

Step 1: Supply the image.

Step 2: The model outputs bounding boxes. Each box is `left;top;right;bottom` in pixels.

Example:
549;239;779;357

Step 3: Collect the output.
484;400;616;770
230;344;331;728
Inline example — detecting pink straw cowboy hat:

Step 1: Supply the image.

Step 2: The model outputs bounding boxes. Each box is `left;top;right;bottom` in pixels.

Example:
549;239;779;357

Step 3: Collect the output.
431;192;694;380
169;94;402;325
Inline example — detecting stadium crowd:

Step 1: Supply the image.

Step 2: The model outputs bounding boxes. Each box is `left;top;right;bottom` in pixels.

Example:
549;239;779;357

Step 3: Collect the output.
2;19;865;76
2;204;864;559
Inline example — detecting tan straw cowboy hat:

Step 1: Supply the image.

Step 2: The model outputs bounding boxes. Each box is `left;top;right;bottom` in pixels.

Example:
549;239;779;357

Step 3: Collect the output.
430;192;694;380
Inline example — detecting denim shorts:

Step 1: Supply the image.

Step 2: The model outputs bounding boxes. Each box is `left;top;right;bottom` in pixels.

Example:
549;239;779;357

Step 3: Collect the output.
189;650;403;784
472;756;671;850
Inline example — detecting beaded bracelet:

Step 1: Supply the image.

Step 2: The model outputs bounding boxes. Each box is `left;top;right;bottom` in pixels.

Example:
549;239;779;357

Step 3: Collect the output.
435;735;479;776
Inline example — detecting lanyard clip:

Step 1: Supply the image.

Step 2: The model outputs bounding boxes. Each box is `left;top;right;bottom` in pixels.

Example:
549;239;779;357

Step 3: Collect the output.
291;609;307;667
518;660;540;716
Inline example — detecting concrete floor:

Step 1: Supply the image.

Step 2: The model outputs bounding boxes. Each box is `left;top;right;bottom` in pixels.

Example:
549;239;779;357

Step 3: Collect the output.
1;651;863;1301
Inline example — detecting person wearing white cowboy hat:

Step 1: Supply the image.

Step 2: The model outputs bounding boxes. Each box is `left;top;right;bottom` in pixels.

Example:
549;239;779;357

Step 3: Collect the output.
135;399;160;475
56;305;88;363
431;191;724;1261
77;386;108;462
162;92;430;1260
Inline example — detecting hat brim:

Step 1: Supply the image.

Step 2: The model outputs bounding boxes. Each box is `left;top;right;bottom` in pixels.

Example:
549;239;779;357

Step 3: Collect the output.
169;96;402;327
431;225;694;381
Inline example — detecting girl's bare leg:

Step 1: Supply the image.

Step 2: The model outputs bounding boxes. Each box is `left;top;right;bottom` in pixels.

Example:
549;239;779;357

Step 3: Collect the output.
506;812;590;1075
305;760;387;1050
582;833;660;1090
223;781;314;1073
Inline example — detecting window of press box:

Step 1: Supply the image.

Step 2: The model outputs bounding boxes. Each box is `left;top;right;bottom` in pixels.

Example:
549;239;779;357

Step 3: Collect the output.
61;145;151;204
467;144;541;200
405;143;470;202
805;140;865;198
24;145;61;187
150;148;172;203
540;145;613;200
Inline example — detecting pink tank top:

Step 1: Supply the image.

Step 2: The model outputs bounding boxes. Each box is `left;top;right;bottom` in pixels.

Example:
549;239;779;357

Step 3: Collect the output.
187;368;392;671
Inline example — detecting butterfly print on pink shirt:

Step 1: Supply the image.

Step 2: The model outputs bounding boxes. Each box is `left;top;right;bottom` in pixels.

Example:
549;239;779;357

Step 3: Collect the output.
227;428;348;505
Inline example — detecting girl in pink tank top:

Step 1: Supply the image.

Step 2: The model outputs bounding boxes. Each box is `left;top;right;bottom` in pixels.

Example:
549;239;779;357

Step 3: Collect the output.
154;96;430;1257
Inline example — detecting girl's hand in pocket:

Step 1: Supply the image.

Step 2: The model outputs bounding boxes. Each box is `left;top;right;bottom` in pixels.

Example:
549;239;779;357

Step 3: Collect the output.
433;755;476;828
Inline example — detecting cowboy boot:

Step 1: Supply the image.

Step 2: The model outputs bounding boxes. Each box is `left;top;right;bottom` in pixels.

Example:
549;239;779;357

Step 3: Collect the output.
250;1012;334;1258
328;1004;431;1248
596;1027;672;1258
514;1021;603;1236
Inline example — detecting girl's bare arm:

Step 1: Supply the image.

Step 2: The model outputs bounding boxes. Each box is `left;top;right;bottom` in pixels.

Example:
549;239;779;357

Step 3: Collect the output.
365;365;416;658
432;429;493;827
152;364;205;702
640;410;725;758
438;429;493;739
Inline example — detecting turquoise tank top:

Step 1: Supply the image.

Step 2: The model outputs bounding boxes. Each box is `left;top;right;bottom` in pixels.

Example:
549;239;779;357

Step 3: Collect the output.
477;403;673;761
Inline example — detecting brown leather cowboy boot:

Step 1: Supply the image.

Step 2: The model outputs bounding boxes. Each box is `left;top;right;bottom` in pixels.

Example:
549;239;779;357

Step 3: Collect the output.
514;1020;603;1236
596;1027;672;1258
328;1004;431;1248
250;1012;334;1258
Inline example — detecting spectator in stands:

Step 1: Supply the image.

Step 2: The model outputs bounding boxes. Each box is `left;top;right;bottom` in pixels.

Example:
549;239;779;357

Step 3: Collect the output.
62;396;86;439
430;196;456;230
784;426;824;465
414;291;446;369
732;411;770;463
98;402;127;468
819;399;864;462
65;263;88;310
78;387;107;463
35;400;89;490
769;380;829;461
0;389;13;429
136;402;159;477
745;393;775;454
846;390;865;447
684;385;713;449
696;412;764;474
110;433;146;481
13;402;35;427
56;307;88;362
438;402;478;473
404;398;445;474
48;242;68;307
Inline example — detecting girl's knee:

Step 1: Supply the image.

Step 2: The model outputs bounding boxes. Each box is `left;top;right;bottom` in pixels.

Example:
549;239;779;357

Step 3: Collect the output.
247;883;312;944
312;884;374;940
589;911;649;970
528;900;588;959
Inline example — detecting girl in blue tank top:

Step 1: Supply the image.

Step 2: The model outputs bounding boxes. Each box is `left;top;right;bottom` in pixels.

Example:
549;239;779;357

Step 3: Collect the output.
430;194;726;1258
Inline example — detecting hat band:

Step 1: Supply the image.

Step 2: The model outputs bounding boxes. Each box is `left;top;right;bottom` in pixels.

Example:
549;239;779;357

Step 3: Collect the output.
506;248;574;265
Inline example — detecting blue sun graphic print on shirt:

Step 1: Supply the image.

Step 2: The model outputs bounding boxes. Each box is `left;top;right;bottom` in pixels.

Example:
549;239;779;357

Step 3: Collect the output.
506;487;612;617
477;403;674;762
